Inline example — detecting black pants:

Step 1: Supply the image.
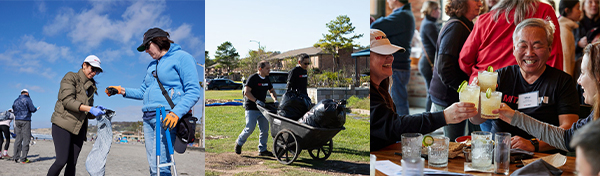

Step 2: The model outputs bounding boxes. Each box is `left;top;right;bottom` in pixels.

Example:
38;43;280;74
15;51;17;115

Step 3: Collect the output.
47;123;86;176
0;125;10;150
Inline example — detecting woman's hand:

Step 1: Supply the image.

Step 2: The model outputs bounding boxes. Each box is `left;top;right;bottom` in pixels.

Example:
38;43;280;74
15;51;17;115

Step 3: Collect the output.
493;103;516;124
443;102;478;124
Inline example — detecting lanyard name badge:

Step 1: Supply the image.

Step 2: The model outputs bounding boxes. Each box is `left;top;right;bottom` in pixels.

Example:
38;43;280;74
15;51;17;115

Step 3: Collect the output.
518;91;540;109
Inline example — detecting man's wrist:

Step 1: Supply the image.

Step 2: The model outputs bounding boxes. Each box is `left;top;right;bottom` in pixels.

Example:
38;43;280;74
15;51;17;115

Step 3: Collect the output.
530;138;539;152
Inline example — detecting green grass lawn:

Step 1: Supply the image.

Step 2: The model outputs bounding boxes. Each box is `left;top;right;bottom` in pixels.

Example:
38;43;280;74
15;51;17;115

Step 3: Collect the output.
206;105;370;166
206;90;244;100
346;96;369;110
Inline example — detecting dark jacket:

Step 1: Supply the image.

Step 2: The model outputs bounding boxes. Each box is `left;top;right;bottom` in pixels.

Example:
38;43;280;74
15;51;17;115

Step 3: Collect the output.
371;79;447;151
420;15;439;64
370;4;415;70
12;94;37;121
429;16;473;107
574;15;600;59
51;69;97;135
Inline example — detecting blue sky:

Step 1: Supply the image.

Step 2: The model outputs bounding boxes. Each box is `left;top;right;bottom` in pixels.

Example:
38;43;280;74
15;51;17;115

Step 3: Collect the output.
0;0;205;129
206;0;369;59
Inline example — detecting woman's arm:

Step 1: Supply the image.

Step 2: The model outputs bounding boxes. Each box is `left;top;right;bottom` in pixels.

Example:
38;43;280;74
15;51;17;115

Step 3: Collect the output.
510;111;569;151
171;55;201;118
58;73;84;113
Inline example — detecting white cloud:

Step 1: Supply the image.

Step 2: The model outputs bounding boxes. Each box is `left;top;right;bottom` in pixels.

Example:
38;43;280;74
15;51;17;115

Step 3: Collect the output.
0;36;67;79
43;8;74;36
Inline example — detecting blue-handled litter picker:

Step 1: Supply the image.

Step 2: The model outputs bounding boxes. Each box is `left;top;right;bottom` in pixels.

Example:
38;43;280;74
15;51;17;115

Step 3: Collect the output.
156;106;178;176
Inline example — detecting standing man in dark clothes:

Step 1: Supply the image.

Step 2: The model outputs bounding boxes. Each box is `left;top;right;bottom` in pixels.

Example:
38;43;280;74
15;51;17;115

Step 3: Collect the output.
371;0;415;115
574;0;600;59
11;89;38;163
236;60;278;157
286;53;309;95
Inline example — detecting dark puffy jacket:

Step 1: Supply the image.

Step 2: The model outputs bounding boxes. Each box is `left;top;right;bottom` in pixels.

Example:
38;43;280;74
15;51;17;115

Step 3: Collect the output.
429;16;473;107
370;79;447;151
12;94;37;121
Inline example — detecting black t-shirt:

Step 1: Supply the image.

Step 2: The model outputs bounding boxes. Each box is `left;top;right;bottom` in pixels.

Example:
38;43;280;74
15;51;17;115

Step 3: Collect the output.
244;73;273;110
286;66;308;95
492;65;579;139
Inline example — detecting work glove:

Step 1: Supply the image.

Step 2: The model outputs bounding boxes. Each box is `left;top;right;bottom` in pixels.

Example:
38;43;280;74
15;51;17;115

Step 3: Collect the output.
105;86;123;96
89;106;106;116
162;112;179;130
255;100;266;107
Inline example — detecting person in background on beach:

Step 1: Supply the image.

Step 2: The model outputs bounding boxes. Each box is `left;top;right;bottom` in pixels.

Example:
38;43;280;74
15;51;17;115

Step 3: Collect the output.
12;89;38;164
47;55;106;175
286;53;310;95
235;60;277;157
105;27;201;176
0;109;14;159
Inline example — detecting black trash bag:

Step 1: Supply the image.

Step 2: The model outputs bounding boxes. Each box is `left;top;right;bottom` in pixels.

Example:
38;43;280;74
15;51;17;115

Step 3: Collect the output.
277;90;312;120
298;99;346;128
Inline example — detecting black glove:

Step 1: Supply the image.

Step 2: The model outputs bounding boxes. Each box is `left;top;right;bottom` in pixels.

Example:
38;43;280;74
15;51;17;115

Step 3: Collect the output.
255;100;265;107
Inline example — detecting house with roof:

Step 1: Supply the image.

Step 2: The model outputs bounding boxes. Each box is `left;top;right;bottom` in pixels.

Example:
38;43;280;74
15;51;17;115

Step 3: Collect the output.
266;46;369;76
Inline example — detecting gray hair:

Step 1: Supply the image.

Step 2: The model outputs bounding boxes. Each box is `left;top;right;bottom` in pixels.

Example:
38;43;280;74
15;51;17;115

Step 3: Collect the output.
570;119;600;175
492;0;539;25
512;18;555;46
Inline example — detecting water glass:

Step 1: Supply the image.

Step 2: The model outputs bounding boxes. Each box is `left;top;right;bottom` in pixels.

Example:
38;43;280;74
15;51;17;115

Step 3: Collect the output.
471;131;493;169
428;136;449;167
494;132;511;175
402;158;424;176
370;154;376;176
401;133;423;160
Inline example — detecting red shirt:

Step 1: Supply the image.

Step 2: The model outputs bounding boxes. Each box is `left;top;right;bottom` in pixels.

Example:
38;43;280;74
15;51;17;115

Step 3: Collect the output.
459;2;563;82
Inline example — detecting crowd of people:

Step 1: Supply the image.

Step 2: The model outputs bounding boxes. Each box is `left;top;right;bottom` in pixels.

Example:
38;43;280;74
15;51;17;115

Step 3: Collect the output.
371;0;600;174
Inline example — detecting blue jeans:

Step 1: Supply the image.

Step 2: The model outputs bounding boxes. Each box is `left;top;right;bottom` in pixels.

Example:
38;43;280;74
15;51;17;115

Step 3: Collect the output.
479;120;492;132
236;110;269;152
143;114;176;176
390;69;411;115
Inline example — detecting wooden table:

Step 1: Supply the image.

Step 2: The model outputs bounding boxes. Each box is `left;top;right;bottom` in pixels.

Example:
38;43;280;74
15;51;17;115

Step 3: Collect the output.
371;143;576;176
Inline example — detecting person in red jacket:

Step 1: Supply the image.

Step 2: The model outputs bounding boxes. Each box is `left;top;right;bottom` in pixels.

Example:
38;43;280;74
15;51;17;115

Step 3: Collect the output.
459;0;563;84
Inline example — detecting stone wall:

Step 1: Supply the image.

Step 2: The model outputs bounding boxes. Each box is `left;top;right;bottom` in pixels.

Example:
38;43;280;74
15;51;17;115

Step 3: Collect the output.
307;87;369;103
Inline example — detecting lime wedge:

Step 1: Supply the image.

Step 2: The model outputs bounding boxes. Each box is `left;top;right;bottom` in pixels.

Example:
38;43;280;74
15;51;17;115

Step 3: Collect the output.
457;80;468;93
423;135;434;147
486;88;492;99
487;66;494;72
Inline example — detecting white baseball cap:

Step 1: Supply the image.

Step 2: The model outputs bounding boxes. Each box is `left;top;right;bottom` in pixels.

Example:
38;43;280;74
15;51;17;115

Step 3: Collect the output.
370;29;405;55
84;55;103;72
21;89;28;93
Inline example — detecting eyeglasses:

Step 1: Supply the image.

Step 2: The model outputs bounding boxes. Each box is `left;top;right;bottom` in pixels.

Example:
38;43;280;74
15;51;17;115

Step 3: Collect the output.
303;62;311;65
145;41;152;50
92;67;102;74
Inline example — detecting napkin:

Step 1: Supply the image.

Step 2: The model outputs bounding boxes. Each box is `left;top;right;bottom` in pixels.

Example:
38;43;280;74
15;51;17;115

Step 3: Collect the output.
522;153;567;168
510;148;534;163
510;159;563;176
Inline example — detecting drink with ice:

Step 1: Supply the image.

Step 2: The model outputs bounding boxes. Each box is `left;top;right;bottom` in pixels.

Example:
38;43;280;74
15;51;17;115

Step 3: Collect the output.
471;131;493;169
401;133;423;160
478;70;498;92
460;85;480;110
428;136;449;167
480;91;502;119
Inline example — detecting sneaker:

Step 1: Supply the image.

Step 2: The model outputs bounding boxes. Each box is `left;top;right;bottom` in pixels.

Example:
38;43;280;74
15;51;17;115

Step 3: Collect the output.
21;159;30;164
14;159;18;163
235;144;242;154
258;150;274;157
2;154;9;158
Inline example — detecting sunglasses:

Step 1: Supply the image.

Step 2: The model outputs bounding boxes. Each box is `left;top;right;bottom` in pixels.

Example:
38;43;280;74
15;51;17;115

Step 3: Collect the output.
303;62;311;65
92;67;102;73
145;41;153;50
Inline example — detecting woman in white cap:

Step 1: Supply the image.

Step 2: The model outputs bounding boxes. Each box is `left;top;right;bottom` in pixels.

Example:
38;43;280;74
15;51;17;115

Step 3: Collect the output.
370;29;478;151
0;108;14;159
47;55;107;176
106;27;201;176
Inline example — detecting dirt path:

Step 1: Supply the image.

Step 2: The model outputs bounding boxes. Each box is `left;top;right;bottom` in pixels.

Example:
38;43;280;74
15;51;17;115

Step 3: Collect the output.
205;152;369;175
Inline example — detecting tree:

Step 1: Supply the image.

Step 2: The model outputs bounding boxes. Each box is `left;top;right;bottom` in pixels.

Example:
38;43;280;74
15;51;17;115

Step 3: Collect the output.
238;46;277;78
214;41;240;73
205;50;215;67
314;15;363;71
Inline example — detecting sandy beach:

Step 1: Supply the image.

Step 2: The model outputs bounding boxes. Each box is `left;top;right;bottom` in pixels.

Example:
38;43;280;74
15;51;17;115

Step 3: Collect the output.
0;140;205;176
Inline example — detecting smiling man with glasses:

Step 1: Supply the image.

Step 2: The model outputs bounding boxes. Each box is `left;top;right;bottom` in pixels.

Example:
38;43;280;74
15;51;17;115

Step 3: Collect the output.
286;53;310;95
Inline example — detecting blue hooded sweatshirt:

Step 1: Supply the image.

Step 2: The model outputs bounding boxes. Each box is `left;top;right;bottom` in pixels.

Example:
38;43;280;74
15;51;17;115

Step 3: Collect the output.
124;43;201;119
12;94;37;121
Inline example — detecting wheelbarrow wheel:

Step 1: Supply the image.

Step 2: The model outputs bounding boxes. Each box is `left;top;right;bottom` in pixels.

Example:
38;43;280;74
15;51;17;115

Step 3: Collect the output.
309;139;333;160
273;129;300;165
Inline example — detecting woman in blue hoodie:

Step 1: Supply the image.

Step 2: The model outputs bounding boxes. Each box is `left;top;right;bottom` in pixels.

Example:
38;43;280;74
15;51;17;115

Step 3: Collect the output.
106;28;200;176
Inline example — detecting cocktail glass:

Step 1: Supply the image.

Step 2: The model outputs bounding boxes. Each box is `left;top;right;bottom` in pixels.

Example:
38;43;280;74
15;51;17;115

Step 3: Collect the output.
478;70;498;92
480;91;502;119
460;85;480;110
471;131;493;170
428;136;449;167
